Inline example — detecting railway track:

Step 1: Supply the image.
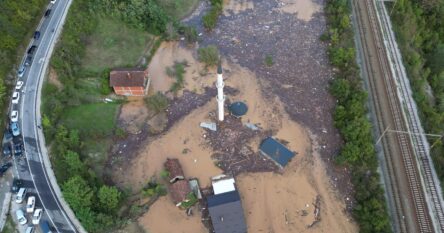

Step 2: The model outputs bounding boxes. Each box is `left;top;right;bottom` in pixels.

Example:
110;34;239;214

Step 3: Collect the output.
374;1;444;231
352;0;434;232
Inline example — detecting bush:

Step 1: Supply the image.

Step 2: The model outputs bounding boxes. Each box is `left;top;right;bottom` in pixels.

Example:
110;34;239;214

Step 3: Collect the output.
202;1;223;30
198;45;220;66
145;92;169;113
264;54;274;67
179;25;199;44
180;192;198;209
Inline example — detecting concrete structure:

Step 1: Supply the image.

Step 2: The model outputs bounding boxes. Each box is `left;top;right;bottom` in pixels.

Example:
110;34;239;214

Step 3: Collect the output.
207;190;247;233
259;137;296;168
212;175;236;195
216;63;225;121
109;68;150;96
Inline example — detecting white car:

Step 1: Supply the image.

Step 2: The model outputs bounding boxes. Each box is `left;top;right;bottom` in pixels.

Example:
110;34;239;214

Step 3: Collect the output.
26;196;35;213
50;0;57;4
32;208;43;225
11;111;18;122
12;92;19;104
15;81;24;90
16;209;27;225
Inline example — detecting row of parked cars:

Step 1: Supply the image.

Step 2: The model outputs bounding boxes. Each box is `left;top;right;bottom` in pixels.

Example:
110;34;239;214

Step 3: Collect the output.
14;186;51;233
8;1;57;232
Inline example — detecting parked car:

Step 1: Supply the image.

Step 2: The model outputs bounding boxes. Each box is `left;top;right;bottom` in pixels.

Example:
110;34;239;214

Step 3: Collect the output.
3;131;12;142
16;81;24;90
14;143;23;156
50;0;57;4
0;162;12;175
18;65;26;78
12;92;19;104
3;144;11;157
40;220;53;233
10;122;20;136
16;209;27;225
27;45;37;55
12;178;23;193
16;188;27;203
34;31;40;40
10;111;18;122
26;196;36;213
32;209;42;225
25;56;33;66
44;9;51;17
25;226;35;233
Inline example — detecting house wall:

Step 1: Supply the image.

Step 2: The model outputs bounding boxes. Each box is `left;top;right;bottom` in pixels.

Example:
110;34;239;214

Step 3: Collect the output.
113;86;145;96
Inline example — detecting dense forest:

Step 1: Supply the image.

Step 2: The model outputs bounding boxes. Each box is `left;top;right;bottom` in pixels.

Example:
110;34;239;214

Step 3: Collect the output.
389;0;444;189
325;0;392;232
0;0;47;129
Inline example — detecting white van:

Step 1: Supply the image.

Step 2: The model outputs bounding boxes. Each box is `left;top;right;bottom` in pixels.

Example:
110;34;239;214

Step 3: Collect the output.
25;226;35;233
15;188;27;203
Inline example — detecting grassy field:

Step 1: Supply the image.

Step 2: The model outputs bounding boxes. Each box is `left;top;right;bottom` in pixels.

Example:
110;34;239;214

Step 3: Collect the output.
156;0;200;19
82;17;155;73
62;103;119;137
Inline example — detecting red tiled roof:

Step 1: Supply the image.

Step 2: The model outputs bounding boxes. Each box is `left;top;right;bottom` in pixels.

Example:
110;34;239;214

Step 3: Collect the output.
109;68;146;87
165;158;185;182
169;179;191;203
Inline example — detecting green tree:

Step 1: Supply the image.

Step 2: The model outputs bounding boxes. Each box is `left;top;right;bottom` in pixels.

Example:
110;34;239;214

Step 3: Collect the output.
197;45;220;66
98;185;121;212
63;176;93;211
65;150;86;178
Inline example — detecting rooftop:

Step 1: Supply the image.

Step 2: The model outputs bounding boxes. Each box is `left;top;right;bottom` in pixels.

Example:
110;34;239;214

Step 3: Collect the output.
169;179;191;204
164;158;185;183
207;190;247;233
229;102;248;117
109;68;147;87
212;175;236;195
259;137;296;168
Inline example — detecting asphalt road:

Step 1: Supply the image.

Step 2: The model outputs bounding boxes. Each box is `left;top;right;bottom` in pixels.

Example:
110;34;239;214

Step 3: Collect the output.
13;1;79;232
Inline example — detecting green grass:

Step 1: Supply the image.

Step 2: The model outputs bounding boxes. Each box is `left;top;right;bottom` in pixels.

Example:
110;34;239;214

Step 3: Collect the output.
82;17;155;73
83;137;113;177
62;103;120;137
156;0;200;19
1;214;17;233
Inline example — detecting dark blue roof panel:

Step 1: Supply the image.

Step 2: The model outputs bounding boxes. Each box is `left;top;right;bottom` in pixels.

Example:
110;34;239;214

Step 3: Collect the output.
229;102;248;117
259;137;296;167
208;190;240;208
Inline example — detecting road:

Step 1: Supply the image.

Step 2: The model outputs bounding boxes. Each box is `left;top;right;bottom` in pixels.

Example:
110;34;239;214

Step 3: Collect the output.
12;0;84;232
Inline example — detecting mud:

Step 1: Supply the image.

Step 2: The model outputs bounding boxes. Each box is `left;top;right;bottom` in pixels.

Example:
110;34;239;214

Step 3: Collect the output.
185;0;351;203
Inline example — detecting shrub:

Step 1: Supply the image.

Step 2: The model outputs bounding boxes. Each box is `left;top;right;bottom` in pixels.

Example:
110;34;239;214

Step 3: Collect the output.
180;192;198;209
264;54;274;67
198;45;220;66
145;92;169;113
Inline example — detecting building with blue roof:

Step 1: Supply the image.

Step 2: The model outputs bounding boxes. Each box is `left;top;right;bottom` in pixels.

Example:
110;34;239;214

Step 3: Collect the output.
259;137;296;168
207;190;247;233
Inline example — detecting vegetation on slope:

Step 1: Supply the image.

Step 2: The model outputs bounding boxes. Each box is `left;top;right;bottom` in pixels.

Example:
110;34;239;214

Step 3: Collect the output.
388;0;444;192
42;0;200;232
0;0;47;131
325;0;391;232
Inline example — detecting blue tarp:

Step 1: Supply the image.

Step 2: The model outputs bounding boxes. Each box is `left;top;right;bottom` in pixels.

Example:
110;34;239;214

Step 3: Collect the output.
259;137;296;167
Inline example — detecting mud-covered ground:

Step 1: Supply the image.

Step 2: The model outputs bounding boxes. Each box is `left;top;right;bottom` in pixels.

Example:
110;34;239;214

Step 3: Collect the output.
185;0;352;204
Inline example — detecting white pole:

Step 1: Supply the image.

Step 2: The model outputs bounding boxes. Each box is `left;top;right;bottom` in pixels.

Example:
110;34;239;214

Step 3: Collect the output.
216;63;225;121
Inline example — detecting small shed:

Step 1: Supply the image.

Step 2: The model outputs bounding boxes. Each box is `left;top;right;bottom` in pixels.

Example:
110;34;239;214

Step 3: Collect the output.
164;158;185;183
259;137;296;168
229;102;248;117
169;179;192;204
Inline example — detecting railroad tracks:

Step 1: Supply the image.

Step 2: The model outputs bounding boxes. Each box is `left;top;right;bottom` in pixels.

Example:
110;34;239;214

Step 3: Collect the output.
352;0;437;232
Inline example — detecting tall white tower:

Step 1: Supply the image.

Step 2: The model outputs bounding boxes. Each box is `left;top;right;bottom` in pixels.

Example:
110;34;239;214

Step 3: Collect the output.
216;63;225;121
